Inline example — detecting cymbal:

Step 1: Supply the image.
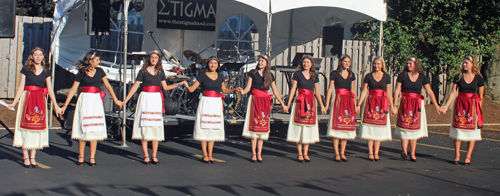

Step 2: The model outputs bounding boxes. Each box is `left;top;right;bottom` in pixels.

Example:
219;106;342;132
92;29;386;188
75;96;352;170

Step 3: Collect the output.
223;57;235;60
183;50;201;61
198;59;208;63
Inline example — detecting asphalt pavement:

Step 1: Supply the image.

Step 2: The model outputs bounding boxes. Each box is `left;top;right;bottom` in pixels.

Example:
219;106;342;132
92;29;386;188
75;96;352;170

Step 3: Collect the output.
0;125;499;196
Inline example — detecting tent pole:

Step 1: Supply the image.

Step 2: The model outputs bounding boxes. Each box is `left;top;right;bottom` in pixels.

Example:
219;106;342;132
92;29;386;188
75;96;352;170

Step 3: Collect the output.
287;10;293;66
266;0;272;54
121;0;130;147
378;21;383;57
49;53;56;127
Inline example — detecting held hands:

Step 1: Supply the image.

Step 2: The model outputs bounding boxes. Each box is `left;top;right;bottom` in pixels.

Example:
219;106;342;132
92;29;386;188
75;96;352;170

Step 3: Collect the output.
281;104;289;113
440;106;448;114
54;106;63;117
435;105;442;115
355;106;361;114
321;105;327;115
235;87;243;93
391;106;398;116
180;81;188;87
5;103;15;111
115;100;123;110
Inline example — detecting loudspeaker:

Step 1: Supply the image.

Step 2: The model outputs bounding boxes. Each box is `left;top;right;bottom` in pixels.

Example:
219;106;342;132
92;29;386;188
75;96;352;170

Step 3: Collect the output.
0;0;16;38
322;26;344;58
85;0;110;35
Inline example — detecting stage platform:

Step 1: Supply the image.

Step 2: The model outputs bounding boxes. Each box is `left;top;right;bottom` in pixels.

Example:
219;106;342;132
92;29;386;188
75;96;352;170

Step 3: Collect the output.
104;112;337;126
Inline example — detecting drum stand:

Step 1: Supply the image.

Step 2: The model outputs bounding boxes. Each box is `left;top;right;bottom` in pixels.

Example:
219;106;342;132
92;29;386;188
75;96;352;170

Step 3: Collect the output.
0;120;13;140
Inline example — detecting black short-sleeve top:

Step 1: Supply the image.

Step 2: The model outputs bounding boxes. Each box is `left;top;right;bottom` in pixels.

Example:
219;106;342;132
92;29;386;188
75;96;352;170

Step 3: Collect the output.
453;74;484;93
21;68;51;88
136;69;166;87
75;67;106;87
396;73;429;95
292;71;319;91
330;71;356;90
249;69;275;90
363;73;391;91
196;72;224;92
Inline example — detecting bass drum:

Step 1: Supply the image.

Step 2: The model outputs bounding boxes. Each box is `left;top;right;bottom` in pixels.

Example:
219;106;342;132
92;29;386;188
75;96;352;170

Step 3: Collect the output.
164;96;179;115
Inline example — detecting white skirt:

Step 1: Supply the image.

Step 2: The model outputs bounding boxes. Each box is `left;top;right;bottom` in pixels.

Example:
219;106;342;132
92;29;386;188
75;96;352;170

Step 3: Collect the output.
193;96;225;142
12;92;49;150
359;105;392;141
326;94;356;140
394;100;428;140
132;92;165;141
286;102;320;144
71;92;107;141
242;95;270;140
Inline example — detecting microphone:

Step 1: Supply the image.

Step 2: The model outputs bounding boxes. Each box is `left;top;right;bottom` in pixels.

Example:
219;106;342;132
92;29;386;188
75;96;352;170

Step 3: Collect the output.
147;30;155;34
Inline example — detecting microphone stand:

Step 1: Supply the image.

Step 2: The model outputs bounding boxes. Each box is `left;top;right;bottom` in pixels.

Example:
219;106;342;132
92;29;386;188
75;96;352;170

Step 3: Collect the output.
193;43;215;62
148;32;176;67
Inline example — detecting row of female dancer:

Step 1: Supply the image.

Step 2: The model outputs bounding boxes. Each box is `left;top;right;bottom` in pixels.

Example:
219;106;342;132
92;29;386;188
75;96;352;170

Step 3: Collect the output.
5;47;483;168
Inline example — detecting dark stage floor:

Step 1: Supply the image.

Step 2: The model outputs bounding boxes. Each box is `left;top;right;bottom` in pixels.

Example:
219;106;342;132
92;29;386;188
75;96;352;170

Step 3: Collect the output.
0;126;499;195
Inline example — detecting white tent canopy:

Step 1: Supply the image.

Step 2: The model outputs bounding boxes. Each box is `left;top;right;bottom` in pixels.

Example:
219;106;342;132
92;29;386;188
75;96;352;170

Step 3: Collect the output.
53;0;386;72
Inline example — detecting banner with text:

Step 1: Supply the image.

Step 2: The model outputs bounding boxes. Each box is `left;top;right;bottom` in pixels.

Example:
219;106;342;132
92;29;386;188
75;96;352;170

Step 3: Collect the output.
157;0;217;31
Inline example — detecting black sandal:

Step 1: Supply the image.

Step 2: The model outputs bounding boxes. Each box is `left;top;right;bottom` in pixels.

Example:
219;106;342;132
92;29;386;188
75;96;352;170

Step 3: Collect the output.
152;157;159;165
143;156;150;165
303;155;311;163
23;158;31;168
30;158;38;168
89;158;96;167
77;156;84;166
257;154;263;163
340;154;348;162
333;155;341;162
297;155;304;163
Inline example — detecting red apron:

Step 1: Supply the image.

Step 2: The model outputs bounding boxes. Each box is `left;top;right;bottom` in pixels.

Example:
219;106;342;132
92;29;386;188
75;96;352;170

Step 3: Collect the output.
249;89;273;133
452;92;483;130
396;92;424;130
362;89;389;126
19;86;48;131
293;89;316;126
142;85;164;114
331;88;356;131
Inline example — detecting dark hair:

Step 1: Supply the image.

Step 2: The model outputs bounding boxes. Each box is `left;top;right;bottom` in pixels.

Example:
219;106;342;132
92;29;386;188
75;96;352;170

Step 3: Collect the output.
401;56;424;77
256;54;273;89
75;51;100;73
295;55;316;81
23;47;49;73
335;54;355;80
140;50;163;75
205;56;220;73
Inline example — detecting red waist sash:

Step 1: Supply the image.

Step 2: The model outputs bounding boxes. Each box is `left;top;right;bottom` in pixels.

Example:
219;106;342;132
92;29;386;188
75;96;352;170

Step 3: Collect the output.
249;89;273;133
362;90;389;126
203;90;224;99
331;88;356;131
396;92;425;130
452;92;483;130
293;89;316;125
82;86;106;101
143;85;164;114
19;86;48;131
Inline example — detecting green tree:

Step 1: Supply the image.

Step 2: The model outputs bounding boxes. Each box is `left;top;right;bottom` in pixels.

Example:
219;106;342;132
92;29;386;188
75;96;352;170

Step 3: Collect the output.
16;0;55;17
354;0;500;78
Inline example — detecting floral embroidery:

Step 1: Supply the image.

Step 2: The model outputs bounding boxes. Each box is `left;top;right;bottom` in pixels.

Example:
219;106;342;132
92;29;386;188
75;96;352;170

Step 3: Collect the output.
338;110;353;124
26;106;45;123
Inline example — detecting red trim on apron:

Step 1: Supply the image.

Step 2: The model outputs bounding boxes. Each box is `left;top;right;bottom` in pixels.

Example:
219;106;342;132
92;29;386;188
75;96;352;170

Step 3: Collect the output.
249;88;273;133
331;88;356;131
396;92;424;130
362;89;389;126
142;85;165;114
19;86;48;130
293;89;316;125
452;92;483;130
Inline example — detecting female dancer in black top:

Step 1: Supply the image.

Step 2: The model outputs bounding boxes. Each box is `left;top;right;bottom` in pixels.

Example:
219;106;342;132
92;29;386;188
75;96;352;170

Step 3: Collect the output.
184;56;241;163
62;51;122;166
441;55;484;165
356;57;396;161
239;54;288;162
286;55;326;162
325;54;357;162
393;56;441;162
123;50;187;165
5;47;62;168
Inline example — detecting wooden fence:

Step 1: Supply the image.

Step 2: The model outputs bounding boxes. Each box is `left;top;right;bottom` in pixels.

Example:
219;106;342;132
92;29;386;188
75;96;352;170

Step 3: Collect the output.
0;16;52;99
270;39;374;104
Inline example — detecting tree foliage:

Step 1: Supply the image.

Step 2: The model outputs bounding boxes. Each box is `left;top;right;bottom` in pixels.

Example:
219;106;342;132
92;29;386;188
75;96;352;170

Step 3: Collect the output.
353;0;500;78
16;0;55;17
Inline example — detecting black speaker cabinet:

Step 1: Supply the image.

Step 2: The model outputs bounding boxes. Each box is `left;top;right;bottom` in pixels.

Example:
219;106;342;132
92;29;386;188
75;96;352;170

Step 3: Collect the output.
85;0;110;35
322;26;344;58
0;0;16;38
